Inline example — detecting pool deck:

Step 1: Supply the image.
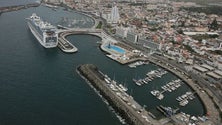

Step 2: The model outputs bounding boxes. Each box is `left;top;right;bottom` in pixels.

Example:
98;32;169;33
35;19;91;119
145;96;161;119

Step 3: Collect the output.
100;40;147;64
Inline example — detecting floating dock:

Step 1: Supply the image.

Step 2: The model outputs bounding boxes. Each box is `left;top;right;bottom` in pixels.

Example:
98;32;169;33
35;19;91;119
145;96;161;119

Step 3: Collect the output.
77;64;161;125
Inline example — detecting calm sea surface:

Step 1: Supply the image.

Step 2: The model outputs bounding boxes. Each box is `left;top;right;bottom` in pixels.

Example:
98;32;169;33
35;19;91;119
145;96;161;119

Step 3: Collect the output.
0;2;205;125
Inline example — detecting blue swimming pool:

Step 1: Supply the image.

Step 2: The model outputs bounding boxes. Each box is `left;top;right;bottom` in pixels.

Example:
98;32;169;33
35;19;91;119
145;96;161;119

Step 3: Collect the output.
106;45;125;54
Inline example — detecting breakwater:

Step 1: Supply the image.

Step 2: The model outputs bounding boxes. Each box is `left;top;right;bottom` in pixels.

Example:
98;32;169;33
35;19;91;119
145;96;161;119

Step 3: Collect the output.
77;64;160;125
0;3;39;14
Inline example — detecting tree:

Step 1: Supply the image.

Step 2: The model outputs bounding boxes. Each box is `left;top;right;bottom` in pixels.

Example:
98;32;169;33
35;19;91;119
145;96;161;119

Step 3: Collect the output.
209;18;219;31
177;28;183;34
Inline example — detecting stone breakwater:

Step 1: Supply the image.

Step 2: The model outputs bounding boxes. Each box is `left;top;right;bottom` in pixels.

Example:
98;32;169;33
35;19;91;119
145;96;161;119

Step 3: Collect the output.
0;3;39;14
77;64;160;125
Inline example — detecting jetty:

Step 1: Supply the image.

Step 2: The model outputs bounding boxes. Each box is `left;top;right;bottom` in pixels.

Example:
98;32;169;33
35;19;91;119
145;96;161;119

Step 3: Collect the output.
58;32;78;53
77;64;161;125
156;105;179;117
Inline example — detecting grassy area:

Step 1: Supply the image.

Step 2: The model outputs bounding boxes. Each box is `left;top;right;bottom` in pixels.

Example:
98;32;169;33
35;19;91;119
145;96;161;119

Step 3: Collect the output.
191;34;219;41
210;50;222;55
96;21;102;29
184;44;195;53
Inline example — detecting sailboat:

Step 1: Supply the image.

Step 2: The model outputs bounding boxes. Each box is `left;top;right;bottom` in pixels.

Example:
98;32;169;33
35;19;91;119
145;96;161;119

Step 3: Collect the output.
118;79;128;92
132;73;142;86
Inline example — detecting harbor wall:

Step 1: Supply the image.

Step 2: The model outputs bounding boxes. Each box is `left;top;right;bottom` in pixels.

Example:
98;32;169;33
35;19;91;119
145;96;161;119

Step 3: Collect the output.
77;64;153;125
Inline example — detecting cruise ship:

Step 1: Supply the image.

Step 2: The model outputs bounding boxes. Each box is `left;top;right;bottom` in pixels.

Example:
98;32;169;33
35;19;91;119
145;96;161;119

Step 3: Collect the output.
26;13;58;48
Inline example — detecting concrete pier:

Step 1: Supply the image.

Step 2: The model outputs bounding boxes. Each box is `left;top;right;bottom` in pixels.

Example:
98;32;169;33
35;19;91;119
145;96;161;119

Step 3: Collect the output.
58;32;78;53
77;64;161;125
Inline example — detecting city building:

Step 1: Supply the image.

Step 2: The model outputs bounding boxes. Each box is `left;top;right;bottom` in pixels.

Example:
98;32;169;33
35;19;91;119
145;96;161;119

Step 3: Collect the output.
115;26;129;38
138;37;160;51
102;2;120;24
126;31;138;43
110;2;120;24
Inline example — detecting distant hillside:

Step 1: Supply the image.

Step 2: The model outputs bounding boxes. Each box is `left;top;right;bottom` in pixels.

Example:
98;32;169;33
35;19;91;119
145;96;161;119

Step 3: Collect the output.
170;0;222;5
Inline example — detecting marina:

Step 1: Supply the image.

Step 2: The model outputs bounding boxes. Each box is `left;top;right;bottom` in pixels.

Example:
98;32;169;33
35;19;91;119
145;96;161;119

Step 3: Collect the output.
146;68;168;79
176;91;196;107
150;79;183;100
128;61;149;68
151;90;164;100
161;79;183;93
133;68;168;86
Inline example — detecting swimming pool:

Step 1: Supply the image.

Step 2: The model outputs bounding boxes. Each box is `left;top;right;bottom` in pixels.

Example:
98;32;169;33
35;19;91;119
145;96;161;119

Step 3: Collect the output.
106;45;125;54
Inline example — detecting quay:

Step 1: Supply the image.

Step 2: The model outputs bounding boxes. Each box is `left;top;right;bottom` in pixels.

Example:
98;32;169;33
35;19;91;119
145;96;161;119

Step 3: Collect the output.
77;64;161;125
105;54;147;65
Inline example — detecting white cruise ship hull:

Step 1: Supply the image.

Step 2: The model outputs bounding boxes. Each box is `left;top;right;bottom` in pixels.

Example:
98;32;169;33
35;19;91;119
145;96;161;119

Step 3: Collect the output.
28;22;58;48
26;13;58;48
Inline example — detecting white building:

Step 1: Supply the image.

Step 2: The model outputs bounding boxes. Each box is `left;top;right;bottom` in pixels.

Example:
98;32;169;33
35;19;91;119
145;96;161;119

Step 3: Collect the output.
109;3;120;24
126;31;138;43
